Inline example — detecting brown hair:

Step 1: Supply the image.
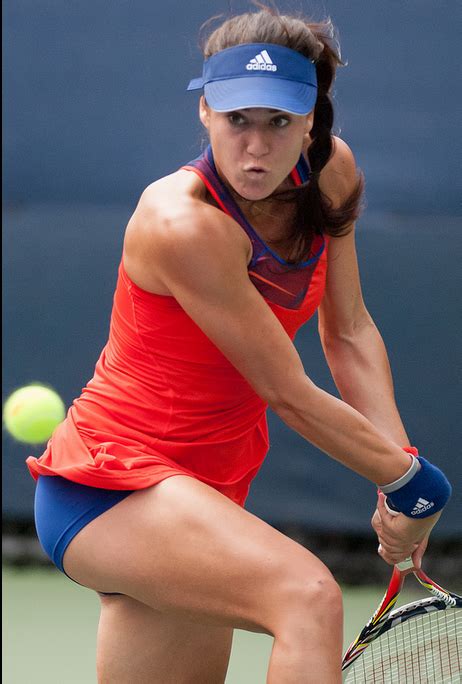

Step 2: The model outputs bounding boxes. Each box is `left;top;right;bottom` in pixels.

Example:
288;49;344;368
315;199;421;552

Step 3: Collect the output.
200;4;365;263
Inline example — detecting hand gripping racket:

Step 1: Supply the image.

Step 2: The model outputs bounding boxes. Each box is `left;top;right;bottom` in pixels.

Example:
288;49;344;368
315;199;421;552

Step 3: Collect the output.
342;557;462;683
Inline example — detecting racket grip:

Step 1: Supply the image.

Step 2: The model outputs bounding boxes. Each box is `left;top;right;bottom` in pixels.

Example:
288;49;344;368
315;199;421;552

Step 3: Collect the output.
396;557;414;571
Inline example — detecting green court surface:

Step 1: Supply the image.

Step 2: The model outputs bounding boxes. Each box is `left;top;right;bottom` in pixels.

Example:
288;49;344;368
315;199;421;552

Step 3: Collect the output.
3;565;423;683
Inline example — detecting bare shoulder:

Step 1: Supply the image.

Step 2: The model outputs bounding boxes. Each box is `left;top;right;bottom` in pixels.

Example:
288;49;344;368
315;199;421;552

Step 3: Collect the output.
319;136;360;208
123;170;251;294
127;171;207;244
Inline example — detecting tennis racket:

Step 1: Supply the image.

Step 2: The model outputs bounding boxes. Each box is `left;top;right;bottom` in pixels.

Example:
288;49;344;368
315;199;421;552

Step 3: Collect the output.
342;557;462;683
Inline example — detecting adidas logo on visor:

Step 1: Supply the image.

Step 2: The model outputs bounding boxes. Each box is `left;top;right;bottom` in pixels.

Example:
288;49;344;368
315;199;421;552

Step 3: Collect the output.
246;50;277;72
411;497;435;515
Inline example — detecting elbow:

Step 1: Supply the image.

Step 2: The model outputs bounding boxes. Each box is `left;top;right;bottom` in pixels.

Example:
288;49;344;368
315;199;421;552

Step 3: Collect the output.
267;393;293;421
266;375;318;425
319;314;376;353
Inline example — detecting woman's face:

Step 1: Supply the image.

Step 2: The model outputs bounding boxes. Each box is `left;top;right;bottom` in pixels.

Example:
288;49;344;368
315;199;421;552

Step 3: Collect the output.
200;98;313;201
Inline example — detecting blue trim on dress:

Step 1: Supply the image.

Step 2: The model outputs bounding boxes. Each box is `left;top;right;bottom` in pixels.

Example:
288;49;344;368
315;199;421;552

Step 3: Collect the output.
204;146;325;269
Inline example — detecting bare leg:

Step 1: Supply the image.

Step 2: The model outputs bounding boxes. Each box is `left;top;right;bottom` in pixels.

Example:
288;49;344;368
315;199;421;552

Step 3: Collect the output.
64;476;343;683
96;594;233;683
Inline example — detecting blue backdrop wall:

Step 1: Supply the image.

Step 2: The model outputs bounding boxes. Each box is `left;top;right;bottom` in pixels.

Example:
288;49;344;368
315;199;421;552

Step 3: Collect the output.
3;1;461;538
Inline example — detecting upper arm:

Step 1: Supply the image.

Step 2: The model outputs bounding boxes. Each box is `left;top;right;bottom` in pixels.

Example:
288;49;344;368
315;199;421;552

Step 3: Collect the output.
318;228;372;339
319;136;360;211
124;196;311;409
318;138;372;337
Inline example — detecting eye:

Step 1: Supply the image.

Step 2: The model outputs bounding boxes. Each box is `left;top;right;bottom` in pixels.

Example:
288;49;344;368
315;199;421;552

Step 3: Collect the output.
271;115;290;128
227;112;247;126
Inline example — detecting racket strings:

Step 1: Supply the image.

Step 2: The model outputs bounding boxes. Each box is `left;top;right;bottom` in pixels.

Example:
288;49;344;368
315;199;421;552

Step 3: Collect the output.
415;577;458;607
344;607;461;683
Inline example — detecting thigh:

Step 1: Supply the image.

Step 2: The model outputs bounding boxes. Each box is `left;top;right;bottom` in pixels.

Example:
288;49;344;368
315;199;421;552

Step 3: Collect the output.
63;475;330;635
96;593;233;684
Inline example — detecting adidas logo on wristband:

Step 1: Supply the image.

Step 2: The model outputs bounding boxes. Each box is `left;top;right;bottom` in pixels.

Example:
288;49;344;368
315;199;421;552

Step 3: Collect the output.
381;455;450;518
411;497;435;516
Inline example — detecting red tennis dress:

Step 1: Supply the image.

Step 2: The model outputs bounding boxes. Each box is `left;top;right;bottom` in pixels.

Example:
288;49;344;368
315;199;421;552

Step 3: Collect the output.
27;147;329;506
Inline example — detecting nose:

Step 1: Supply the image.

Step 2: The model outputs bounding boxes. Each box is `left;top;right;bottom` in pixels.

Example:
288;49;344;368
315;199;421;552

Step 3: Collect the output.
245;127;270;159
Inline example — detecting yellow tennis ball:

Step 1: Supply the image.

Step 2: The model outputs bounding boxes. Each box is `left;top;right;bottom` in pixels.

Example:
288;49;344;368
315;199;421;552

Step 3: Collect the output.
3;384;66;444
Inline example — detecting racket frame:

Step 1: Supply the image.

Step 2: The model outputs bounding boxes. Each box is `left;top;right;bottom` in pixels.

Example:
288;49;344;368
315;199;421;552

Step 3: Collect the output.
342;564;461;672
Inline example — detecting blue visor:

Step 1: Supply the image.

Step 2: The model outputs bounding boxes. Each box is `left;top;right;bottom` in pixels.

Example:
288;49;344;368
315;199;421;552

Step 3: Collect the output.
187;43;317;116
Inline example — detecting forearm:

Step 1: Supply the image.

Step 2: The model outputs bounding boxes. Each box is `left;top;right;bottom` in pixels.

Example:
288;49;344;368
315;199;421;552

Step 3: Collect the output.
320;319;410;445
274;377;411;486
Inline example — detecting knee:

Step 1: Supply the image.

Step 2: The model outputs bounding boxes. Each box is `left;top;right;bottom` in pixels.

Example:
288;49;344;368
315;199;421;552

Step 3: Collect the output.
270;562;343;635
289;568;342;615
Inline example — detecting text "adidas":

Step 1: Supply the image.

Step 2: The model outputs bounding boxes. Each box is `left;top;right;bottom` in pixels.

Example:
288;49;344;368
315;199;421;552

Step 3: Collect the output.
411;497;435;515
246;50;277;72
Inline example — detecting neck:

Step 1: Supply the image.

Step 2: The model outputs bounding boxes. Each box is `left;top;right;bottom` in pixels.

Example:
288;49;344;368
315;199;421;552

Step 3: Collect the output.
222;172;296;222
230;188;278;219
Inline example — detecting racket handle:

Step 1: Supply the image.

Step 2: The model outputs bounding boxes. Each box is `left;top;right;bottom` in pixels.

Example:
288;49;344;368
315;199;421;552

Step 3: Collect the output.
377;546;414;571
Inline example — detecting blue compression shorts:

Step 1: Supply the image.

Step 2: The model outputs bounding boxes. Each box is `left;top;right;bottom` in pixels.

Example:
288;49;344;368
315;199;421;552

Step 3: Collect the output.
34;475;134;573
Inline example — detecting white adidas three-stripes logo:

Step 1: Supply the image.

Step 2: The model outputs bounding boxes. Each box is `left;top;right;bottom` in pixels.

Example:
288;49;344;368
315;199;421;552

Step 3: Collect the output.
411;497;435;515
246;50;278;72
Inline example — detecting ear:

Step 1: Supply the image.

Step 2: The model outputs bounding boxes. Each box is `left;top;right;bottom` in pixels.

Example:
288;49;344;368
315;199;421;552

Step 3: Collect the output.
304;111;315;136
199;96;211;129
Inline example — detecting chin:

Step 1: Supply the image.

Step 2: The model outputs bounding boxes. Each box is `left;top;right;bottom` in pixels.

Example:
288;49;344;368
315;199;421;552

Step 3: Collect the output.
240;189;274;201
233;178;278;201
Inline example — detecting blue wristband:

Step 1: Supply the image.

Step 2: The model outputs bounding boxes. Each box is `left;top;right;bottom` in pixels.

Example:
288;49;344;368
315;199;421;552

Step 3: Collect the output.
381;456;452;518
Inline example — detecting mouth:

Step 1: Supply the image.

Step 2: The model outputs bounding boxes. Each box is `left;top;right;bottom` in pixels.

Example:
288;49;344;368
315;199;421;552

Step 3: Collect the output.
243;166;269;176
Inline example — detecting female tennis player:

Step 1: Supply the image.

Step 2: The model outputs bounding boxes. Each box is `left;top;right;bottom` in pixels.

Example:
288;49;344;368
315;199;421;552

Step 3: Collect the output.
26;6;451;683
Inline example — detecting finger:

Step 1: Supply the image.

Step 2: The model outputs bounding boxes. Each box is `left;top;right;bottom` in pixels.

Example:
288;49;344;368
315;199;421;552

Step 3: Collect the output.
411;537;428;570
371;512;382;535
379;543;419;557
373;494;384;520
380;548;417;566
378;539;419;562
376;530;418;551
377;491;387;514
377;544;394;566
411;549;422;570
